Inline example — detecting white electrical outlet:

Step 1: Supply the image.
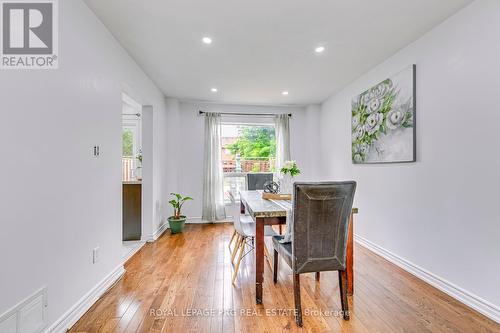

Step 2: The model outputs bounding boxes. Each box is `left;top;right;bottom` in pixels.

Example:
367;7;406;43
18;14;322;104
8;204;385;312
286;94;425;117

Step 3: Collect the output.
93;247;100;264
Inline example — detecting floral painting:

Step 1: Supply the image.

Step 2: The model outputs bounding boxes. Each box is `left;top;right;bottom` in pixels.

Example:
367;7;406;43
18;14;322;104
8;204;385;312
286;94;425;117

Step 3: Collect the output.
352;65;416;164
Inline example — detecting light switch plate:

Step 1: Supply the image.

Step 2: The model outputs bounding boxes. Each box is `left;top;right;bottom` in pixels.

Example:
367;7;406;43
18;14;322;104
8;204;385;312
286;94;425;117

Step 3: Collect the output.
93;145;100;157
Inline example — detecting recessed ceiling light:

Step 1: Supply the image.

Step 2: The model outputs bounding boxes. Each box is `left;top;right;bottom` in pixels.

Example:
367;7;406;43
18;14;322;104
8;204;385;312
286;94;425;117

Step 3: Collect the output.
282;91;289;96
211;88;218;93
315;46;325;53
202;37;212;44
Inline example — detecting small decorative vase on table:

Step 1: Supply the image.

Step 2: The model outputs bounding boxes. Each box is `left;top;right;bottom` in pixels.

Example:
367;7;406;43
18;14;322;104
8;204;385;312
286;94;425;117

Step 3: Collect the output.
279;160;301;194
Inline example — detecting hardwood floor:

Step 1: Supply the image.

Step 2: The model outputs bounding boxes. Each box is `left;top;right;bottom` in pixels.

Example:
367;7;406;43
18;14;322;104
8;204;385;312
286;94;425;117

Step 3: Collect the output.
70;224;499;333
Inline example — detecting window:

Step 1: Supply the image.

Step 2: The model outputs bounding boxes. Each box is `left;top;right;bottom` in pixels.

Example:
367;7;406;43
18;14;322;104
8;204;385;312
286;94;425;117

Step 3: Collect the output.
122;124;140;181
221;123;276;201
122;95;142;181
122;128;135;156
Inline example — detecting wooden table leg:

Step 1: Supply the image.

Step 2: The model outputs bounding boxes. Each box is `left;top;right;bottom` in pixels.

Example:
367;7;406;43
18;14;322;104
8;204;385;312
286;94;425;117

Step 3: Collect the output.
346;211;355;295
255;217;265;304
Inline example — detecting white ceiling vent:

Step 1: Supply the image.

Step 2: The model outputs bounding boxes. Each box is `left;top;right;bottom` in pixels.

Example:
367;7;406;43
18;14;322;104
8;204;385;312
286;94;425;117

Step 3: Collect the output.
0;288;47;333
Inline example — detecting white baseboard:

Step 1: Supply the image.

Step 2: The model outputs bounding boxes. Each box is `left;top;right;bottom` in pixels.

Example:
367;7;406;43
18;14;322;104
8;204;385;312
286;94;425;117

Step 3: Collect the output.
187;217;231;224
146;218;220;241
355;234;500;324
122;241;146;262
147;222;169;242
46;264;125;333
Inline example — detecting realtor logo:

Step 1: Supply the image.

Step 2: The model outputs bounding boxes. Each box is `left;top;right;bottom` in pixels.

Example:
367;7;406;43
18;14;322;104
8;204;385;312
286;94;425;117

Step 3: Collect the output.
1;0;58;69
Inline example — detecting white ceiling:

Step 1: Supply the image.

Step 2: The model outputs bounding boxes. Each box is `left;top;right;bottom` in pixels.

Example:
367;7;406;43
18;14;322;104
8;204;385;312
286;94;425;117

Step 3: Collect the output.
83;0;473;105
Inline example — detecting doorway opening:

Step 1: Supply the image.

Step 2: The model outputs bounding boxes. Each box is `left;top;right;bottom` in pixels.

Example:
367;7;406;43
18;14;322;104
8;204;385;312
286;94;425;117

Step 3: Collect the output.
122;93;145;261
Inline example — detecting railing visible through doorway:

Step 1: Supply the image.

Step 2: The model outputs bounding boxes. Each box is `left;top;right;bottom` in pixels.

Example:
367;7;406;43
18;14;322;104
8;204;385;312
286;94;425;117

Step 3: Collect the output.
122;157;134;181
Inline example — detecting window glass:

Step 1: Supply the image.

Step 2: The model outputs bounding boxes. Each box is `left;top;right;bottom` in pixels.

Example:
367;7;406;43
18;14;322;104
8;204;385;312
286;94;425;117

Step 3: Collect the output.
122;128;134;157
221;123;276;201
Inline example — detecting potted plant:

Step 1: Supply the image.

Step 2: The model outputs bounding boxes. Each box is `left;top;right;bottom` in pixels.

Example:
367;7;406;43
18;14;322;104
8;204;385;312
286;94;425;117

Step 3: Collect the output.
168;193;193;234
280;160;301;194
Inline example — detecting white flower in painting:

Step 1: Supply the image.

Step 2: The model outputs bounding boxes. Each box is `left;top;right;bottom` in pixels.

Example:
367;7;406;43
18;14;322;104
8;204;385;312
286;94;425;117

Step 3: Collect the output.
370;80;393;99
364;113;384;135
359;143;369;155
361;91;372;105
353;142;370;156
352;125;365;142
352;114;360;129
367;98;382;113
385;107;405;130
353;153;363;163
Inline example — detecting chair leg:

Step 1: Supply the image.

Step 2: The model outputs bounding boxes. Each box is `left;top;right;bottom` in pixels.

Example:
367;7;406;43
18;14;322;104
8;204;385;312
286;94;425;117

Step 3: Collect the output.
315;272;320;281
273;250;279;283
338;270;350;320
232;237;246;284
231;235;242;263
228;229;236;250
263;244;273;269
293;274;303;327
230;235;238;262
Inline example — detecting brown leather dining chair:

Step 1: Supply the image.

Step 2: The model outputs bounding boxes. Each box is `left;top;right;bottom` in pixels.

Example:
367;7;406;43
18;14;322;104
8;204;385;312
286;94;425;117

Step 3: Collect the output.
272;181;356;326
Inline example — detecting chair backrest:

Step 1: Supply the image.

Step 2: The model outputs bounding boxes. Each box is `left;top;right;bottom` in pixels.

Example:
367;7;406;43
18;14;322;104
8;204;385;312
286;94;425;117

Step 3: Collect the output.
228;191;245;235
292;181;356;274
246;173;274;191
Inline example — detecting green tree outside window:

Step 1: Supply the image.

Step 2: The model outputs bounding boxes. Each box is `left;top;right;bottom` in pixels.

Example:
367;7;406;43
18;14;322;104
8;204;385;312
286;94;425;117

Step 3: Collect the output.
122;129;133;157
227;126;276;159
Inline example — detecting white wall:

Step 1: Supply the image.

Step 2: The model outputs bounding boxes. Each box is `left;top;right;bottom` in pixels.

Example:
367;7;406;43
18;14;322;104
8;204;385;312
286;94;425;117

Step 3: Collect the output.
319;0;500;318
141;105;155;240
177;101;321;219
0;0;172;328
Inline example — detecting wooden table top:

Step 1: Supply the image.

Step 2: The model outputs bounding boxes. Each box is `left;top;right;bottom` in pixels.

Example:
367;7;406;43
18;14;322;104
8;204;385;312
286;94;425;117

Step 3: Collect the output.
239;190;289;218
239;190;359;218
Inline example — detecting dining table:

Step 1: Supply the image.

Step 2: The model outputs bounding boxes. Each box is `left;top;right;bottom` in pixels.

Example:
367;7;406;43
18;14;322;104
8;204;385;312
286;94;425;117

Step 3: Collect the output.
239;190;358;305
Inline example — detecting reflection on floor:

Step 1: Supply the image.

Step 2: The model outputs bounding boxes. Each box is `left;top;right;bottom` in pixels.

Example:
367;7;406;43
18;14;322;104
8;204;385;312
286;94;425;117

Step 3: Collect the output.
72;224;500;333
122;240;145;262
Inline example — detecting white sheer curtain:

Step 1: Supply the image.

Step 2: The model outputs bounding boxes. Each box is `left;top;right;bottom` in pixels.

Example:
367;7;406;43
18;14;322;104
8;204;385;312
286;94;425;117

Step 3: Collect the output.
202;113;226;222
274;114;291;171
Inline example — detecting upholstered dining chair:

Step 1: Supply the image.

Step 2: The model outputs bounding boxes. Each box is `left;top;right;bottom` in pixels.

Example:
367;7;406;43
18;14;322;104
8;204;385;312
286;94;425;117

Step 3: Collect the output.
272;181;356;326
246;173;274;190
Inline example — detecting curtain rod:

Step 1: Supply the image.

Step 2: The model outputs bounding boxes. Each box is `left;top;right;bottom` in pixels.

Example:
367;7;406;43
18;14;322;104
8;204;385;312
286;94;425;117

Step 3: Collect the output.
198;110;291;117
